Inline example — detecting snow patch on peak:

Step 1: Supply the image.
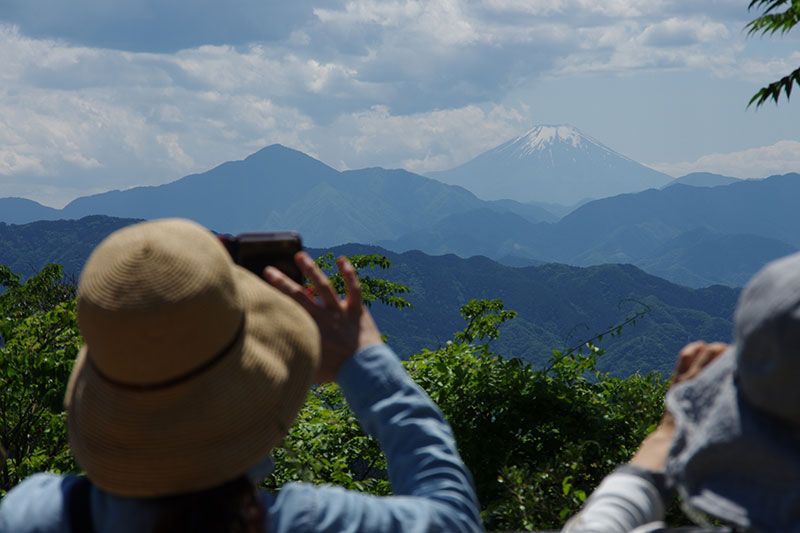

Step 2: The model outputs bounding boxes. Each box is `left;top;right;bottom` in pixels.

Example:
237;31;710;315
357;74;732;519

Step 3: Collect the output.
495;124;633;163
521;125;582;149
495;124;586;158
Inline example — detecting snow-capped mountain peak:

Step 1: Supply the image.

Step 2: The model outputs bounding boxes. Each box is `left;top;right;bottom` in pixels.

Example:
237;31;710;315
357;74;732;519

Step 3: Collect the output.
518;125;582;150
497;124;626;160
428;123;672;204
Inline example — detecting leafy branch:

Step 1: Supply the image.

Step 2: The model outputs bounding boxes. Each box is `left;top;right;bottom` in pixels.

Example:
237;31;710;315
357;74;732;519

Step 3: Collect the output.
314;252;411;310
746;0;800;107
543;300;651;375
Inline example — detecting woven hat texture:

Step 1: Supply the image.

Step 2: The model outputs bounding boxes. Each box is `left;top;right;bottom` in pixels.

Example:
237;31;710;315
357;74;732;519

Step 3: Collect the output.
66;218;320;497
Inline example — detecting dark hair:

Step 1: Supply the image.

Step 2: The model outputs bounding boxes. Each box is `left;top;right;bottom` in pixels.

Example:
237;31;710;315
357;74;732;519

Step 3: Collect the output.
152;476;266;533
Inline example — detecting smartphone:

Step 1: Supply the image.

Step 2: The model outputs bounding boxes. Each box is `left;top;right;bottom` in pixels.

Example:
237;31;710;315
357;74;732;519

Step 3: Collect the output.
219;231;303;284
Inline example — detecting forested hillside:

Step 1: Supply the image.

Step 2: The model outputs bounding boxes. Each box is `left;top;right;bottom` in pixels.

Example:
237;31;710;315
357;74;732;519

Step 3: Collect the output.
0;216;140;277
0;216;739;376
330;244;737;375
385;173;800;287
2;147;793;288
0;260;668;530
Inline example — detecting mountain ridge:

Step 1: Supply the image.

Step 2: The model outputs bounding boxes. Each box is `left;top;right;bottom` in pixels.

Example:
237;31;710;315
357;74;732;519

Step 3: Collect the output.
0;215;738;376
0;144;557;246
428;124;672;204
383;173;800;287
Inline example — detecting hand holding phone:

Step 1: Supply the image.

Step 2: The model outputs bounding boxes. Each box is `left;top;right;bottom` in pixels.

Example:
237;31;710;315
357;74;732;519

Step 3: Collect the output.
264;252;383;383
219;231;304;284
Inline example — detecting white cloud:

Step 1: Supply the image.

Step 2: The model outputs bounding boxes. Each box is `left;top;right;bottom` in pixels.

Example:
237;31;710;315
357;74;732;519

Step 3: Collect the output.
639;17;729;47
712;51;800;82
0;149;45;176
314;103;528;173
315;0;478;46
0;0;793;207
649;140;800;179
482;0;670;18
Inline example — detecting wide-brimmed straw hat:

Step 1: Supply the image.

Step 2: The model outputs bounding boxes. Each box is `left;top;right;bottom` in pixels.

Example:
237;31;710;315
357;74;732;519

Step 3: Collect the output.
666;251;800;531
65;218;320;497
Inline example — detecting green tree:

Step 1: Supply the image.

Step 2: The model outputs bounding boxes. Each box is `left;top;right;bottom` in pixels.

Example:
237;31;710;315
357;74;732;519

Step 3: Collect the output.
268;297;666;530
315;252;411;310
0;261;668;531
747;0;800;106
406;300;665;530
0;265;80;494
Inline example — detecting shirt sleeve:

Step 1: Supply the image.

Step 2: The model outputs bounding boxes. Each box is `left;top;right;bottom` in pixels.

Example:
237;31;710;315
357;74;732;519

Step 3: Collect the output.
561;465;667;533
0;473;71;533
266;343;482;533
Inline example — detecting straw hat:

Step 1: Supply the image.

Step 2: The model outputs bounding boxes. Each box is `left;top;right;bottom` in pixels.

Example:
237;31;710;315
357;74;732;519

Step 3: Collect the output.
666;251;800;530
65;218;320;497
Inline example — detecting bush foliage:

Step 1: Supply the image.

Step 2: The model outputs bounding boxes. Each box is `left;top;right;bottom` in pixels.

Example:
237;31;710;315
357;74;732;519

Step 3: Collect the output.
0;260;666;530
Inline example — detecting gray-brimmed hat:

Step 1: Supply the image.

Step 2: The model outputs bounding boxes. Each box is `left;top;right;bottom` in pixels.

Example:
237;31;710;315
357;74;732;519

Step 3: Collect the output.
666;251;800;531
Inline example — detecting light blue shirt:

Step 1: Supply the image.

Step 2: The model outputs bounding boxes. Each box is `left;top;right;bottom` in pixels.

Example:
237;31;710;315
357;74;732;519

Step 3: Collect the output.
0;344;482;532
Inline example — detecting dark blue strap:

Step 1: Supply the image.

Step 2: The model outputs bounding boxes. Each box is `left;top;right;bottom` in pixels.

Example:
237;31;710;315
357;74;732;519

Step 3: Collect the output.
64;476;94;533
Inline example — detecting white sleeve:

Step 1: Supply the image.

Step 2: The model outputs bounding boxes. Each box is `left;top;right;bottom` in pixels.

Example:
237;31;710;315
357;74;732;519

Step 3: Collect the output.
562;466;667;533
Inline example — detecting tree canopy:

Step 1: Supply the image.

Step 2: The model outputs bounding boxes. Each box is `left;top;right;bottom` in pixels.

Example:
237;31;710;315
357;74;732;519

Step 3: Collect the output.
0;261;668;529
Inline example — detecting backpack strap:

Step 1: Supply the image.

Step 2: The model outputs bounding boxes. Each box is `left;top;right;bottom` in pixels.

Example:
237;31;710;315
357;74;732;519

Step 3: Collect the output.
64;476;95;533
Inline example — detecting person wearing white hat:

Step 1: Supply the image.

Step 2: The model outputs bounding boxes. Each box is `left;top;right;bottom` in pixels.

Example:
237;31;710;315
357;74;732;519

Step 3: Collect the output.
0;218;482;533
563;251;800;533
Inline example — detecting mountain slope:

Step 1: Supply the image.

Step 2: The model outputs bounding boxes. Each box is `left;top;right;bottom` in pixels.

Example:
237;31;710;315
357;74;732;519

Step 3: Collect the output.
428;125;672;204
0;216;139;276
0;145;554;246
333;244;737;376
636;229;796;288
552;175;800;255
0;198;62;224
0;217;737;375
386;173;800;287
664;172;741;188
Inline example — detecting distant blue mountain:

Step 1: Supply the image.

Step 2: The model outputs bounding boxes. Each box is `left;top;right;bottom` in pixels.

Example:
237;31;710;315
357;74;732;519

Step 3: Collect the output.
428;125;672;204
664;172;741;188
1;145;795;289
0;145;555;246
385;173;800;287
0;198;61;224
0;216;738;375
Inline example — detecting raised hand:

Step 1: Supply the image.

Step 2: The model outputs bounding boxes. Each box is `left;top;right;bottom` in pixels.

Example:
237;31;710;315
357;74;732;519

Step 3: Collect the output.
631;340;728;471
671;341;728;387
264;252;383;383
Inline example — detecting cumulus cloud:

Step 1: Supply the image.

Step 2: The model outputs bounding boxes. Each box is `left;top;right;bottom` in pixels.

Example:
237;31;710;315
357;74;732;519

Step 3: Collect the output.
310;104;528;173
639;17;729;47
649;140;800;179
0;0;329;52
0;0;791;207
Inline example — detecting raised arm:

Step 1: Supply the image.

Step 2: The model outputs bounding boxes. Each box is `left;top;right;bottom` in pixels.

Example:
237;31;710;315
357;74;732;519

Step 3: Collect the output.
562;341;727;533
263;253;482;532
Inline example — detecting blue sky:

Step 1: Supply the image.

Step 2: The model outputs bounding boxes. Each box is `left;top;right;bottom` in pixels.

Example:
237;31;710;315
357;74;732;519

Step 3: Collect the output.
0;0;798;206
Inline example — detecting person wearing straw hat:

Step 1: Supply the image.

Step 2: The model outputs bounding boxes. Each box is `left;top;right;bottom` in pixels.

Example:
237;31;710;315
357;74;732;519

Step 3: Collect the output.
0;218;482;533
563;251;800;533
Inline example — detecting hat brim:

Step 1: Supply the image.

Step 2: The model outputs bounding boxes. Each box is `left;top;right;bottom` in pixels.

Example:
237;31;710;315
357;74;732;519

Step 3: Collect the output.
66;266;319;497
666;347;800;529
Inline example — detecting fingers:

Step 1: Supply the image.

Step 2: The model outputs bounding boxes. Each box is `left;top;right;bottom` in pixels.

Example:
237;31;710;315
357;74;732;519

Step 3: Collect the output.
338;256;363;314
675;341;706;376
295;252;339;308
688;342;727;376
707;342;728;359
263;266;316;314
672;341;729;386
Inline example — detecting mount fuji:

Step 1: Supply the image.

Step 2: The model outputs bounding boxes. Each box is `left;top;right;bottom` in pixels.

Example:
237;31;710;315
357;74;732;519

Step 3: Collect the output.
428;125;672;204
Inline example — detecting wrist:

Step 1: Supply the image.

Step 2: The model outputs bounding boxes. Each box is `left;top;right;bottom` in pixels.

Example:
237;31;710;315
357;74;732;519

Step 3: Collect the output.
630;425;674;472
